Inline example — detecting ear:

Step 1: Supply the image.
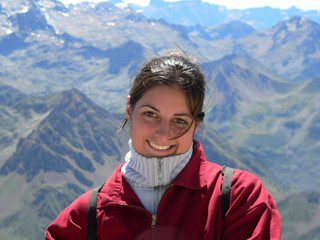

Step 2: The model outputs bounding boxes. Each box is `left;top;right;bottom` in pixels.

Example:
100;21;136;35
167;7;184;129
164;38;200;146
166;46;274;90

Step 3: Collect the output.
194;122;200;135
126;95;132;122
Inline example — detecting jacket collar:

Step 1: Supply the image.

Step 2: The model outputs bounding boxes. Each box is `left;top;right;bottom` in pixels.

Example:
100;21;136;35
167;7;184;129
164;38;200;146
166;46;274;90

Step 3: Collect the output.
100;140;207;207
171;140;207;189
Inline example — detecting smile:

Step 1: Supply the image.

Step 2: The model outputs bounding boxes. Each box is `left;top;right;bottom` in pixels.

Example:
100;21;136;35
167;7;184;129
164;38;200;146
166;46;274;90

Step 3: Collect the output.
148;141;172;150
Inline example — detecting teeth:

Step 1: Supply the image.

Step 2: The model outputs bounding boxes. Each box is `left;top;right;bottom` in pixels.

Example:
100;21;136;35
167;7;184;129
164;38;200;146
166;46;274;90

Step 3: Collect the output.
149;141;171;150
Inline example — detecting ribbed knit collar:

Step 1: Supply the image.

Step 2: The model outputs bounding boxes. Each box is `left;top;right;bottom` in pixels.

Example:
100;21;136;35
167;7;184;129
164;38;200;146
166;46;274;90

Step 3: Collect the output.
121;139;193;188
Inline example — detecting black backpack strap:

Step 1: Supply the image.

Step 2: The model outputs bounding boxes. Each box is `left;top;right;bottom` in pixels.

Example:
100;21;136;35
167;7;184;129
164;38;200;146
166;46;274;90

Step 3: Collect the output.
221;166;235;221
88;184;104;240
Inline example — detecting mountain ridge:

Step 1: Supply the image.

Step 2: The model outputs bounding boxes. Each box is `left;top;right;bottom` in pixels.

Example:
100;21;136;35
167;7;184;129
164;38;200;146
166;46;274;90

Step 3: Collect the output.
0;88;126;184
120;0;320;30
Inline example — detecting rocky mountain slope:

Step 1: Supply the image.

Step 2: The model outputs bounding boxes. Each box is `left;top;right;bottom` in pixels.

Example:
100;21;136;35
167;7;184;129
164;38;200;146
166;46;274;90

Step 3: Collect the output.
0;86;128;239
238;16;320;81
204;54;320;192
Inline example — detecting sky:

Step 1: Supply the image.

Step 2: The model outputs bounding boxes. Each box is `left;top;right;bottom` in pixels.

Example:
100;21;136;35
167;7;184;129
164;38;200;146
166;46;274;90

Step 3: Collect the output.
58;0;320;11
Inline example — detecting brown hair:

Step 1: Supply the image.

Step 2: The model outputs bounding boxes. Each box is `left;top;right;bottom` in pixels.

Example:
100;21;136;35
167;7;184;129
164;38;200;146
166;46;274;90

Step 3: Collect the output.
122;53;206;136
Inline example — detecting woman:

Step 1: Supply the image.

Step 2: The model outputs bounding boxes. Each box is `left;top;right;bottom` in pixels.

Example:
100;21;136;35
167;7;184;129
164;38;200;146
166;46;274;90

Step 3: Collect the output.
45;53;281;239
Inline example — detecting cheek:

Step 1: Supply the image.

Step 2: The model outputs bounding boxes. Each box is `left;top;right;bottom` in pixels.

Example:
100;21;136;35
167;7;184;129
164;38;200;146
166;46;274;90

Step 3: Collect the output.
130;117;153;136
176;128;195;150
183;125;197;141
182;131;195;144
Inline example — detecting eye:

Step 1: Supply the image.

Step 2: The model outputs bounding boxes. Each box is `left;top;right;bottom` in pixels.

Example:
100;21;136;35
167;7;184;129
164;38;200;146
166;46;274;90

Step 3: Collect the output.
173;118;188;128
144;111;157;118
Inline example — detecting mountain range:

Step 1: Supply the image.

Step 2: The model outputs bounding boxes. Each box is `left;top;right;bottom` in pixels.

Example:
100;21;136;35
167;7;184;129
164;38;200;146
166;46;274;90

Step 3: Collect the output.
0;0;320;239
114;0;320;30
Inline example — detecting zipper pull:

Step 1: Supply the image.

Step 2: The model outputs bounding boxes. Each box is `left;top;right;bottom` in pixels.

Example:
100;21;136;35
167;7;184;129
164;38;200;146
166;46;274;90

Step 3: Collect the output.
151;214;157;228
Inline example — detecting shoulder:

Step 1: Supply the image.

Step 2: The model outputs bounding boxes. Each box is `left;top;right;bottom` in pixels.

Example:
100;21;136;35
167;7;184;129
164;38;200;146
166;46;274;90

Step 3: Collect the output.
230;169;278;214
204;160;274;209
58;190;92;223
45;190;92;239
232;169;266;197
203;159;265;196
223;169;281;237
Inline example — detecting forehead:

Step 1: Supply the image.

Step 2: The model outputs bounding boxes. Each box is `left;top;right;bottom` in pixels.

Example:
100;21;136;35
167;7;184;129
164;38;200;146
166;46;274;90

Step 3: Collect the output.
136;85;190;112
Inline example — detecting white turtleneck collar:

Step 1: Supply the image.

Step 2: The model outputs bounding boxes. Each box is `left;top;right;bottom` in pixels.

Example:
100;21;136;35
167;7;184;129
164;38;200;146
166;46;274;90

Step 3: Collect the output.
121;139;193;188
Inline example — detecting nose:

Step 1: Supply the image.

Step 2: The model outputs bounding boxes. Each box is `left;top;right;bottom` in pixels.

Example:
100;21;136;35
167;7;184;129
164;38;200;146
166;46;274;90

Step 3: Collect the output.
156;120;171;139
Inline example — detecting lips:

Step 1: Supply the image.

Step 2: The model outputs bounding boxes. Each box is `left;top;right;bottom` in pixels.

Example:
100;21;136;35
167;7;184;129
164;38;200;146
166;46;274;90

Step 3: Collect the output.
148;140;172;150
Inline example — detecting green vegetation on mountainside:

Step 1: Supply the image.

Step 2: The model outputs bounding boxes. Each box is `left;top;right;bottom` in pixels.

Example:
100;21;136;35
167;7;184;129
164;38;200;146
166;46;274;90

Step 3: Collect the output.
0;180;85;240
278;191;320;240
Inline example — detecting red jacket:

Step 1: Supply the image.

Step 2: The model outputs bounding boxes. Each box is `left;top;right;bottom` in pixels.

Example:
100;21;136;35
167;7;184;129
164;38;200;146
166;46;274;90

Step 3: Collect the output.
45;141;281;239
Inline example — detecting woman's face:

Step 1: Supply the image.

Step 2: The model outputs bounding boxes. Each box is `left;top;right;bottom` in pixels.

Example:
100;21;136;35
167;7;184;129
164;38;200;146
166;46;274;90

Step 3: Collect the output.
126;85;199;158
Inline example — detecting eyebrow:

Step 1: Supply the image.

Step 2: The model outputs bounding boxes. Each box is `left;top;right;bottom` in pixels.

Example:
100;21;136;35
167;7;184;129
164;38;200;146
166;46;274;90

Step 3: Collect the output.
140;104;192;118
141;104;159;112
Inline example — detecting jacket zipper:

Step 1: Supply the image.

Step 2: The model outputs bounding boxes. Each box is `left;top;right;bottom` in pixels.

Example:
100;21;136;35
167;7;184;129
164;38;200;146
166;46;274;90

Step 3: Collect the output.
119;160;172;232
151;214;157;228
158;158;163;183
151;184;175;229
